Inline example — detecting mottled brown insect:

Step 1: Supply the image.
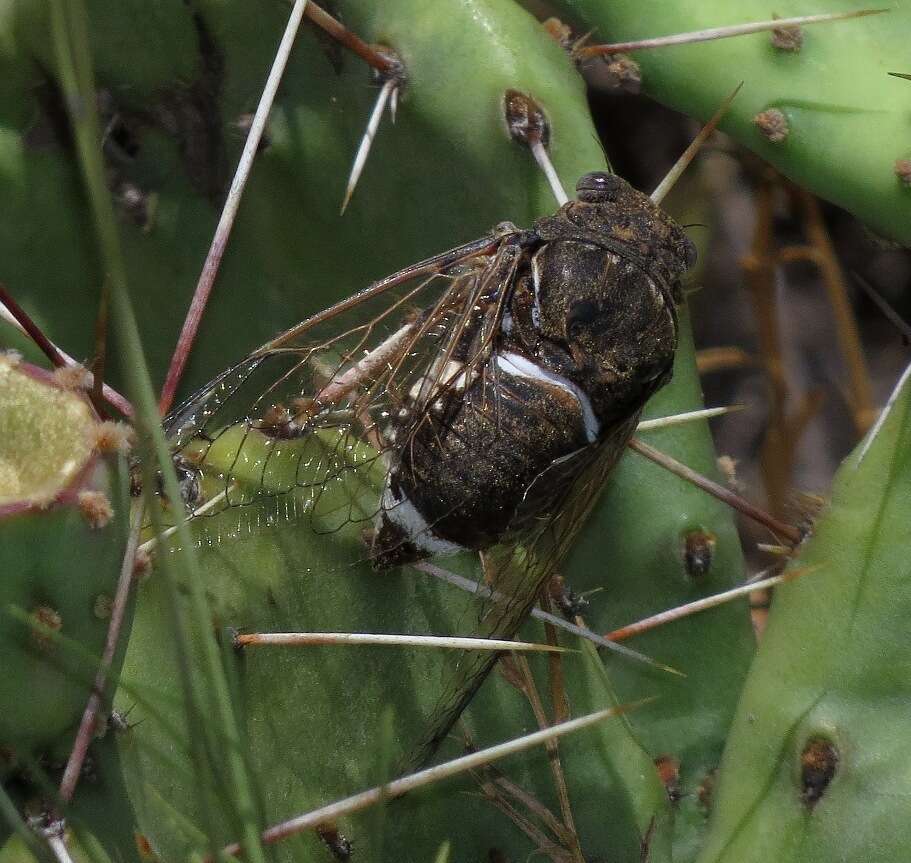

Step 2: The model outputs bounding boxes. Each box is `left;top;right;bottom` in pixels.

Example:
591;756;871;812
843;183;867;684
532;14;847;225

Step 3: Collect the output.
164;171;695;760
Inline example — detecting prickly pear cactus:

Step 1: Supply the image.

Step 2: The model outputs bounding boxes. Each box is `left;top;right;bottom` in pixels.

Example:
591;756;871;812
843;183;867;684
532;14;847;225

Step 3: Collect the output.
695;367;911;863
0;354;131;756
4;0;902;861
553;0;911;246
0;354;137;861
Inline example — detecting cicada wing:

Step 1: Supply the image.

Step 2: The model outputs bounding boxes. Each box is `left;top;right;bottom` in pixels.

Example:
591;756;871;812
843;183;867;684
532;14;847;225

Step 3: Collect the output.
160;236;521;546
408;411;642;767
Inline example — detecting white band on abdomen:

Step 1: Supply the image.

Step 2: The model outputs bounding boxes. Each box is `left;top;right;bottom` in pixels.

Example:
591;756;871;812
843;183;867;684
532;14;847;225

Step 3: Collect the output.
496;351;600;443
381;484;466;557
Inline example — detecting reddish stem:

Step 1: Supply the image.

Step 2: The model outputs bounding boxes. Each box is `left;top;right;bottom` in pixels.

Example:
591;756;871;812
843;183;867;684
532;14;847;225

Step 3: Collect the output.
0;282;67;368
304;3;400;76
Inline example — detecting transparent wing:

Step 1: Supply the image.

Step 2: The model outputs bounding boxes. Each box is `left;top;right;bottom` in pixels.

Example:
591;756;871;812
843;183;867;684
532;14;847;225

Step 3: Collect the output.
161;233;523;543
410;411;642;766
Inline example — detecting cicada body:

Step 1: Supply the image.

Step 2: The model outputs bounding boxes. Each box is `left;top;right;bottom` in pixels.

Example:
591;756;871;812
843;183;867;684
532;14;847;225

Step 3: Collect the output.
162;171;695;761
371;172;693;567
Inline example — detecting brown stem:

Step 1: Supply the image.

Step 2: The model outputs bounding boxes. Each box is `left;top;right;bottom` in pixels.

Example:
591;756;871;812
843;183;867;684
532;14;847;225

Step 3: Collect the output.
513;654;584;863
794;188;875;434
741;174;792;516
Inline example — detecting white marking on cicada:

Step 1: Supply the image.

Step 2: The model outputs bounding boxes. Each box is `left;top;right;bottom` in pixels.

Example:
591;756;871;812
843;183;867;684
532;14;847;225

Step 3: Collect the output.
381;484;466;557
530;248;544;330
408;358;477;407
496;351;600;443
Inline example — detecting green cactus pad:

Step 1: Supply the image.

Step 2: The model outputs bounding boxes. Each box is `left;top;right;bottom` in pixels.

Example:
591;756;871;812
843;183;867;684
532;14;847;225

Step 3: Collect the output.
0;357;130;757
553;0;911;246
696;364;911;862
0;356;94;507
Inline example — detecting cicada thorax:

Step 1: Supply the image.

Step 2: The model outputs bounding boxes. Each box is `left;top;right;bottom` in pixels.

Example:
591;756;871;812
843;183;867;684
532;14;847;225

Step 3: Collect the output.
372;172;695;568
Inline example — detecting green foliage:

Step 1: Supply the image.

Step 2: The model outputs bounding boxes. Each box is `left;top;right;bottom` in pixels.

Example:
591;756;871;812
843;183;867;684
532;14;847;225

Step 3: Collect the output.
696;369;911;862
555;0;911;246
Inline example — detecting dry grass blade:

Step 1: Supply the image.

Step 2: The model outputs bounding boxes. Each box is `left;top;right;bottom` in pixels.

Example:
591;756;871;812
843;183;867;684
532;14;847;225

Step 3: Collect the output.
216;701;651;859
511;654;584;863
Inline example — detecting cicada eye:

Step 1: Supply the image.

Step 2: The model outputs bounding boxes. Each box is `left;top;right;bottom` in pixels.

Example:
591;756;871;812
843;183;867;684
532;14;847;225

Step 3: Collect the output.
576;172;623;203
566;299;598;338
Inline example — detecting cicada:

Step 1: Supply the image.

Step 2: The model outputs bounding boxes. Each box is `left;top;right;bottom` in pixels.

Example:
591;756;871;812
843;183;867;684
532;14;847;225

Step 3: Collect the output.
163;170;695;763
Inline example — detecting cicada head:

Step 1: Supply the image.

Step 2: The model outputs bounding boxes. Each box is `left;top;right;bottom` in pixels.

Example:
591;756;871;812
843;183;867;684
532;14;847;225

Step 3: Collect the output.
526;172;696;421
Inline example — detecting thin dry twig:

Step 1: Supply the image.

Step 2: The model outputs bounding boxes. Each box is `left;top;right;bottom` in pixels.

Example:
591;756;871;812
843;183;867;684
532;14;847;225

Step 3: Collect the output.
512;654;584;863
793;188;875;434
741;173;791;516
695;346;756;375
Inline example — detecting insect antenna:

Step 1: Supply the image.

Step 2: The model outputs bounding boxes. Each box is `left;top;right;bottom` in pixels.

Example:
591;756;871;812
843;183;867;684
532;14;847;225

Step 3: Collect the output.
650;81;742;206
